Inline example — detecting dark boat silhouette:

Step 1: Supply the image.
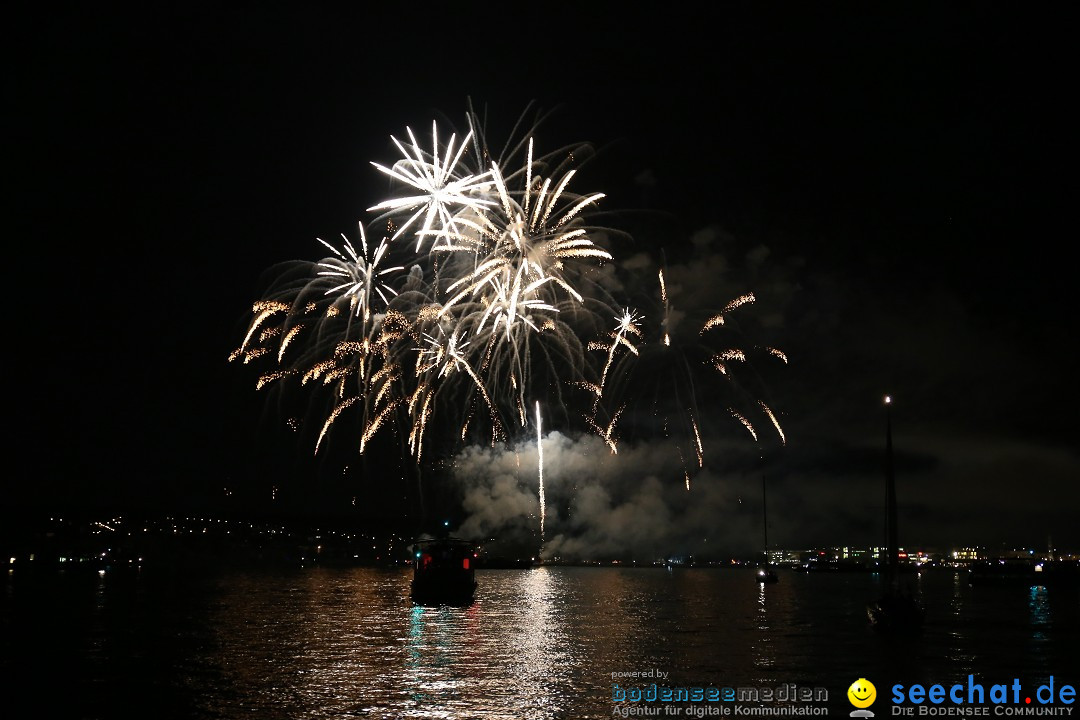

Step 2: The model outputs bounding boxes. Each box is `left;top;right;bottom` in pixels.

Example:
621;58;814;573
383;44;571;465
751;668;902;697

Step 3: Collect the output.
757;566;780;583
866;395;924;631
410;531;477;607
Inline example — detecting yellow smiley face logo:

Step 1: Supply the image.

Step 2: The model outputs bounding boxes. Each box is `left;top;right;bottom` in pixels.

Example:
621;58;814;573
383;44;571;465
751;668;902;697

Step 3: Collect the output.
848;678;877;708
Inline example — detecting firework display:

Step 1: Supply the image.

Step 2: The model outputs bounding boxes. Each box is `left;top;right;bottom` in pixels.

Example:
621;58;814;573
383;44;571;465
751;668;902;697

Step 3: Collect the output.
229;105;785;496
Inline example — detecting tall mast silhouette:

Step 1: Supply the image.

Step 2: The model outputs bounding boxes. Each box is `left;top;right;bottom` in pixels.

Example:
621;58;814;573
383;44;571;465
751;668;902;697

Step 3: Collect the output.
762;473;769;560
885;395;899;593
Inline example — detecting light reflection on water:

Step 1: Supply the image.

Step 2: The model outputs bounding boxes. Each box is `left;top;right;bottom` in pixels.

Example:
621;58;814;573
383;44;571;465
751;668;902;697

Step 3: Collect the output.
4;566;1079;718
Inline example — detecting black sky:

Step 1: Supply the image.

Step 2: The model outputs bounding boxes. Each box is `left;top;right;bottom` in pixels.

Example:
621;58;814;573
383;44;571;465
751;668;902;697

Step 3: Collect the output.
12;6;1077;550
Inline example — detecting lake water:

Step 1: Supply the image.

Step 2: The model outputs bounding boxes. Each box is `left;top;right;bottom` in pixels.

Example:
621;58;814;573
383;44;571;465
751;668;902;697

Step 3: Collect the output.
3;565;1078;718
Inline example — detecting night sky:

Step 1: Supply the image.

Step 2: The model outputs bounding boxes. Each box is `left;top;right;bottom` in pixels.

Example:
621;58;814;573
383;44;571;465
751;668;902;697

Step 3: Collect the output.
12;6;1077;554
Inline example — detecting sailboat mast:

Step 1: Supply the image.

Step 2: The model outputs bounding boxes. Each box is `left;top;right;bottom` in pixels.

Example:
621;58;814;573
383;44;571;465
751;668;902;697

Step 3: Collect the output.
762;473;769;559
885;396;899;590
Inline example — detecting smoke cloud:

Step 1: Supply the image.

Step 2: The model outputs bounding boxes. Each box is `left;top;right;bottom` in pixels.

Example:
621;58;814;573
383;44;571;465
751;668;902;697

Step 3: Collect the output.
453;431;767;562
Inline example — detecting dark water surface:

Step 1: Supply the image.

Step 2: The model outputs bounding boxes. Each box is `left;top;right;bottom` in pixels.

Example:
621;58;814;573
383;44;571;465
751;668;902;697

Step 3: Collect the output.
3;565;1078;718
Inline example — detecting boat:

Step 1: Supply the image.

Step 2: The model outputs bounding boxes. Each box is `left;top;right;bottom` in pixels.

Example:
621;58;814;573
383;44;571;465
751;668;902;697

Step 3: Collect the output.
866;396;924;631
757;473;779;584
409;531;478;607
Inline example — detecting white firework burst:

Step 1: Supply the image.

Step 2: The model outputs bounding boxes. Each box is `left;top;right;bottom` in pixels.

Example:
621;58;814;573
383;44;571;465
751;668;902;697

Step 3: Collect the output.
367;122;496;251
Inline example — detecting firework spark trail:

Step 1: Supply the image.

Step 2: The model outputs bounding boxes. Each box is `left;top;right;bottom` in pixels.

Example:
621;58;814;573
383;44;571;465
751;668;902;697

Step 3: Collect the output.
759;401;786;446
659;269;671;346
691;415;704;469
236;300;289;357
536;400;545;543
731;409;758;441
586;408;622;454
766;347;788;363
